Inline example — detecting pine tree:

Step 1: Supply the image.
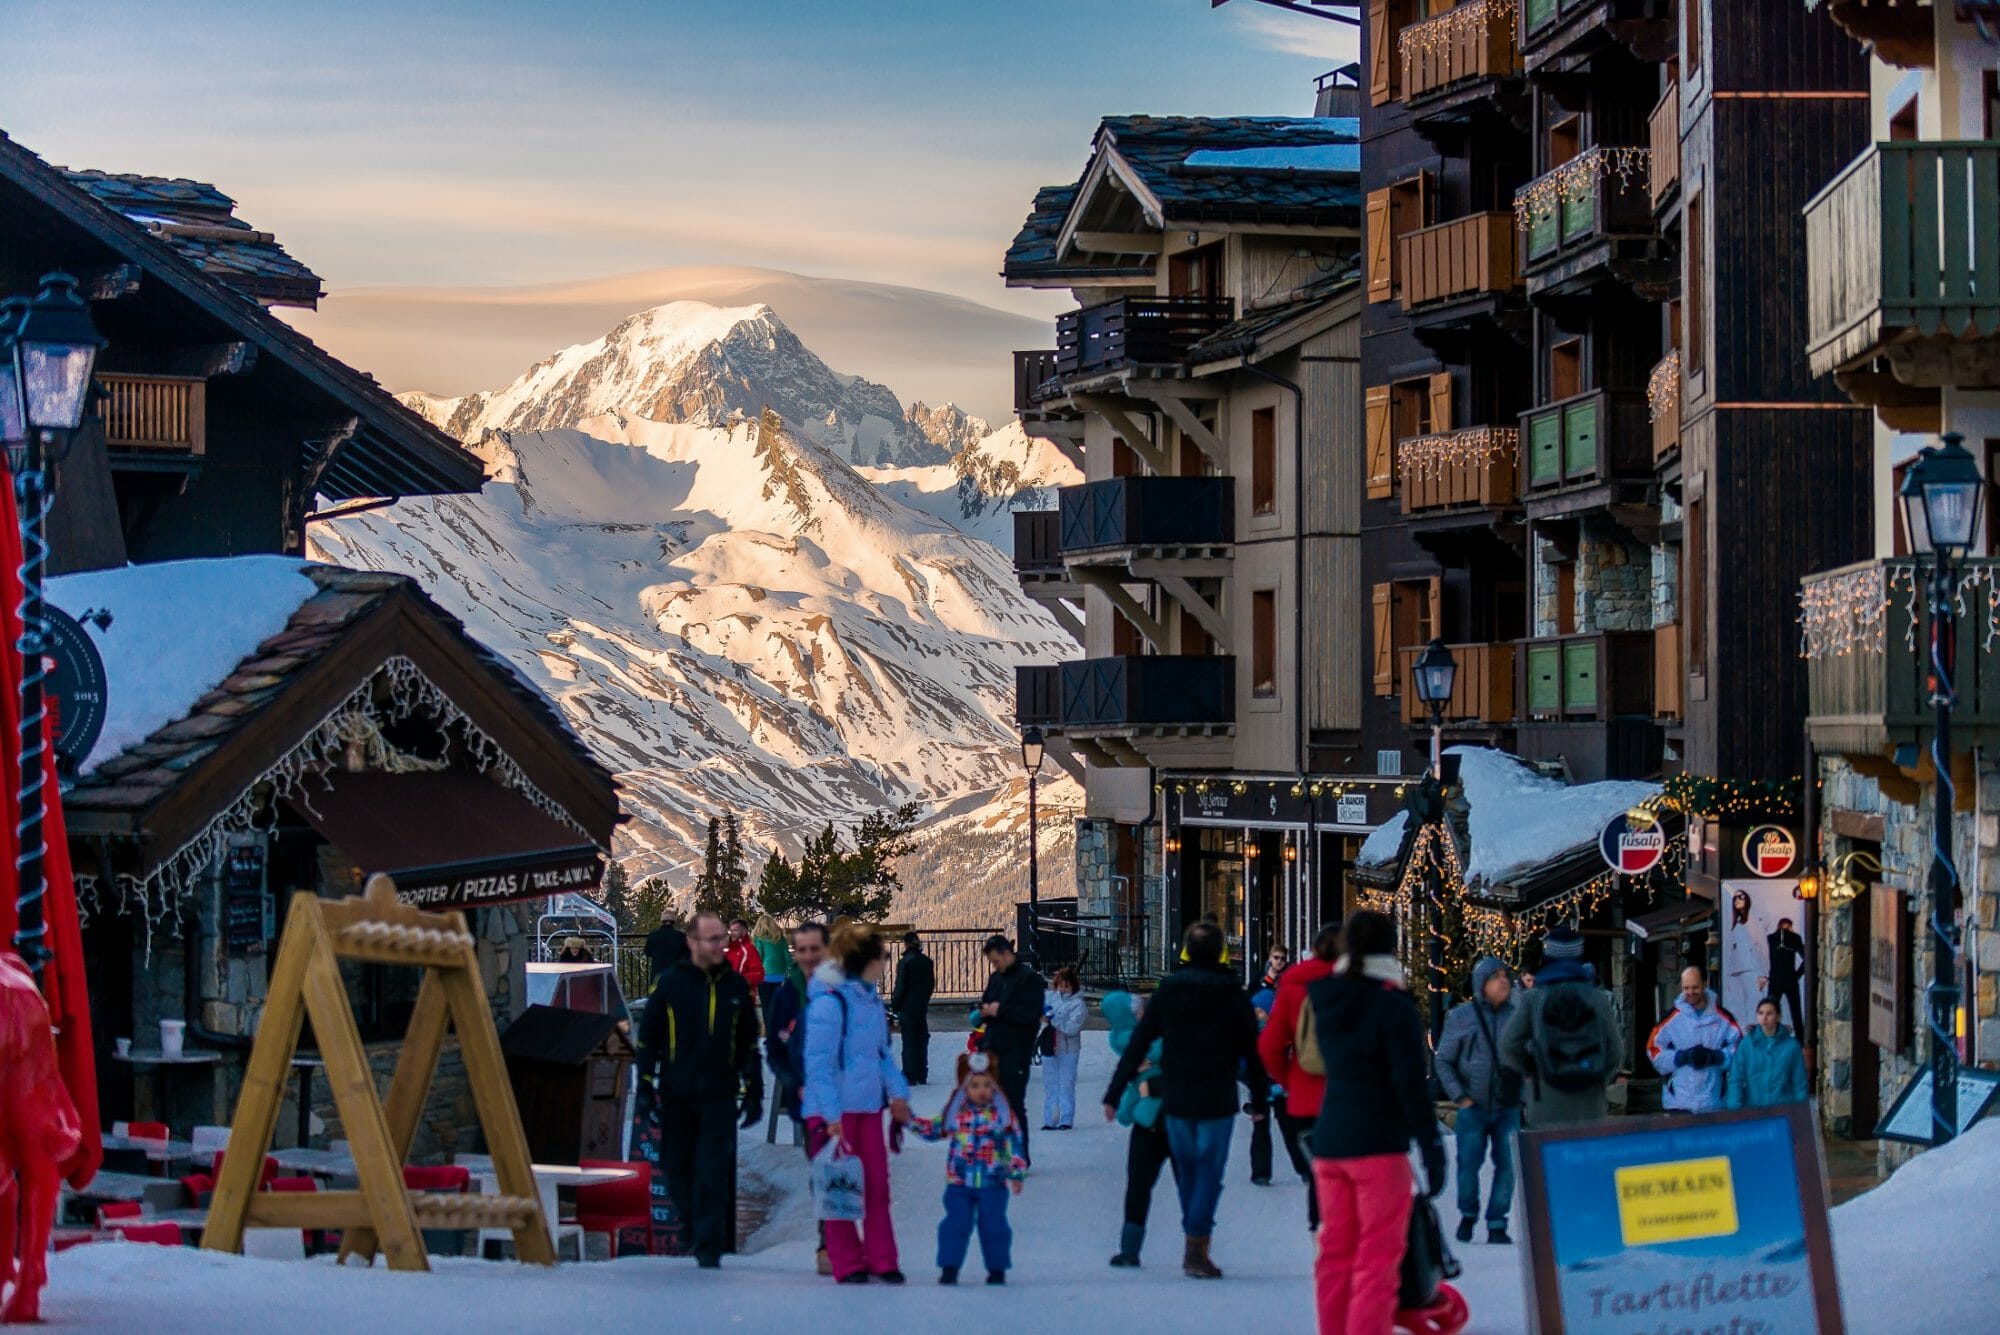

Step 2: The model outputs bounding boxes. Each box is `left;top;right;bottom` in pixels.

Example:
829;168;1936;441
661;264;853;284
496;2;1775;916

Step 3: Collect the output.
601;858;632;932
753;805;917;924
757;846;798;918
719;813;748;916
629;876;676;936
690;817;732;920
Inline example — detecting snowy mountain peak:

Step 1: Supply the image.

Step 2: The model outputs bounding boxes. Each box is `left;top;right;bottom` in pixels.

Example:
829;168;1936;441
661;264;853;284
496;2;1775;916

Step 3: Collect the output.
404;299;950;467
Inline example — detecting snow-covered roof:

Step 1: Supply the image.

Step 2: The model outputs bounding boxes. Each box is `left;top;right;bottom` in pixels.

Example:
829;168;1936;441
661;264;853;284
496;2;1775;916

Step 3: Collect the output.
49;557;322;776
1182;143;1361;173
1355;748;1660;888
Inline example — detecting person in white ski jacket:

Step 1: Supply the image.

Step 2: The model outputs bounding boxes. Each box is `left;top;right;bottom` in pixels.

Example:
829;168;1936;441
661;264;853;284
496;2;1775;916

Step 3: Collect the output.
1041;967;1089;1130
1647;967;1741;1113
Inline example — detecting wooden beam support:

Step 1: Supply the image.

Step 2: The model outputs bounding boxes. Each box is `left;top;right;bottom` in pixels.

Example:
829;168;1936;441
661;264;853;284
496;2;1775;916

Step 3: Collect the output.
159;342;258;378
1034;596;1085;642
1128;556;1233;580
1042;737;1087;784
1146;393;1229;471
1155;573;1229;644
1072;396;1170;475
1072;230;1163;254
1074;569;1169;652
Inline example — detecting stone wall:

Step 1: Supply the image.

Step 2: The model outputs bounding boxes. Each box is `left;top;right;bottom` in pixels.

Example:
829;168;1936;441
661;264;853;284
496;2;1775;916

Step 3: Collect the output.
1074;818;1117;921
1532;538;1563;637
1576;522;1653;634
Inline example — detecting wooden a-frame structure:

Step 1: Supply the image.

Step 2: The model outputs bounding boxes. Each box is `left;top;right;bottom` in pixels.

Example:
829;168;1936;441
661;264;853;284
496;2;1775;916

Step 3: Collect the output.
202;875;555;1270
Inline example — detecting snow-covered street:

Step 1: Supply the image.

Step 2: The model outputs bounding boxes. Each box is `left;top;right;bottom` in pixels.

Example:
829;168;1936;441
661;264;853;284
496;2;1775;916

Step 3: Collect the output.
39;1033;2000;1333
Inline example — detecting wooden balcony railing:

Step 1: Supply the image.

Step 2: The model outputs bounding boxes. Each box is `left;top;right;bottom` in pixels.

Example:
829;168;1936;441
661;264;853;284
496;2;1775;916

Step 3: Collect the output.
1519;631;1655;720
1398;641;1515;725
1398;428;1519;514
1805;141;2000;377
1648;352;1681;461
1013;510;1063;577
1516;148;1655;268
1400;213;1520;310
1648;86;1680;209
1399;0;1521;104
1055;297;1235;378
1013;350;1062;415
1654;621;1683;720
95;373;206;453
1058;476;1234;554
1521;389;1650;493
1016;656;1236;729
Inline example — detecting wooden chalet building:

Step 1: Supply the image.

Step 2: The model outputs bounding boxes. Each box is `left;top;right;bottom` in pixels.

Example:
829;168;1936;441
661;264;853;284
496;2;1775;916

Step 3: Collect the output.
0;131;619;1152
1799;0;2000;1158
1005;107;1404;979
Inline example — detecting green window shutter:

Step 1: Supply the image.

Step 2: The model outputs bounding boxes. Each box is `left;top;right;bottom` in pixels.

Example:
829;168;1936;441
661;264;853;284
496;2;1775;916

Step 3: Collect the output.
1563;639;1599;713
1527;644;1562;714
1562;174;1596;241
1525;0;1557;31
1564;398;1599;476
1530;412;1562;486
1528;205;1559;259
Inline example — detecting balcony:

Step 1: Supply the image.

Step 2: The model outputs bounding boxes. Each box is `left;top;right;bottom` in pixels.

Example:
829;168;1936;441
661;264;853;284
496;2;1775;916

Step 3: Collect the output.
95;373;206;454
1519;0;1674;75
1398;428;1519;515
1515;149;1664;297
1054;296;1235;380
1058;476;1234;557
1399;0;1523;124
1397;641;1516;725
1803;557;2000;757
1520;389;1651;510
1648;352;1681;462
1015;656;1236;731
1400;213;1521;316
1014;510;1063;576
1516;631;1662;782
1804;142;2000;402
1648;86;1680;213
1810;0;1935;69
1013;349;1064;416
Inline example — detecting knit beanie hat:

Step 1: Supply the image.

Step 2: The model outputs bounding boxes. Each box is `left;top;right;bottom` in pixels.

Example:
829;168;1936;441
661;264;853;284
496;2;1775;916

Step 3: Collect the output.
1542;925;1585;960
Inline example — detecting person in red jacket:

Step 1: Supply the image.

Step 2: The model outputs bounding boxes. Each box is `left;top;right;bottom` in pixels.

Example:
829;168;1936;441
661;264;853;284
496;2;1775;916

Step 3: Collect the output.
1257;921;1339;1231
726;918;766;989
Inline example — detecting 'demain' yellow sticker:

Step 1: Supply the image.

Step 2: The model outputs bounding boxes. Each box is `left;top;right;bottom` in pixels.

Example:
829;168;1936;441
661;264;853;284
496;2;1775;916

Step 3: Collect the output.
1614;1156;1740;1246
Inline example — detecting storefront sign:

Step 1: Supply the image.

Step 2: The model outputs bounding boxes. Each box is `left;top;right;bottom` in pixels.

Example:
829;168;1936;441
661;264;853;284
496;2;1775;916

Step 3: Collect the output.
1335;792;1369;827
1720;878;1804;1028
1518;1105;1844;1333
1176;781;1313;828
1741;824;1798;877
392;846;605;910
1876;1067;2000;1144
222;841;269;953
1599;813;1665;875
1869;887;1908;1052
46;604;108;775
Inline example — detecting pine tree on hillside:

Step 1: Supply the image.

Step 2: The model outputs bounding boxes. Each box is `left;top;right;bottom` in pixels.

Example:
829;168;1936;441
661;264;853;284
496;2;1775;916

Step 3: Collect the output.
719;813;749;917
601;858;632;932
757;846;798;919
690;816;747;921
755;804;917;924
630;876;676;936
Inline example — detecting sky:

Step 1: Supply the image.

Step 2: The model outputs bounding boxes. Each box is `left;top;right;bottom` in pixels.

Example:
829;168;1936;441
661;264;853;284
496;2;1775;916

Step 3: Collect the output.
3;0;1359;315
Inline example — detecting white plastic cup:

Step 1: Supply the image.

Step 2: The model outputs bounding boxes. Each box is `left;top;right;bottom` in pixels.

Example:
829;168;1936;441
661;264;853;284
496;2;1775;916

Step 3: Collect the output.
159;1019;186;1060
114;1037;132;1057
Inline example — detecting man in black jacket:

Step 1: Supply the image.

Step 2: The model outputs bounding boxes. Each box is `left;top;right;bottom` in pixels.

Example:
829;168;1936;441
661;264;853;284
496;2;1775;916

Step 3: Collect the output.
890;930;936;1085
978;934;1045;1164
1102;921;1269;1279
1763;916;1808;1038
638;911;761;1267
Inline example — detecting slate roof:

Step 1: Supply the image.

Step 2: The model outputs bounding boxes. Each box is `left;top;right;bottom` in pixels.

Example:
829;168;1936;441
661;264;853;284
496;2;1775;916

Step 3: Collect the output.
63;170;323;308
1187;262;1363;364
65;565;618;849
1003;185;1153;284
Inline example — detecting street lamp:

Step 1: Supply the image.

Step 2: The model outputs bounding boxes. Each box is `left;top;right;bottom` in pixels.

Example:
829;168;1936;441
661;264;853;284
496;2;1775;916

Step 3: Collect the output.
1410;638;1457;1042
1021;726;1044;964
3;274;104;982
1899;433;1982;1147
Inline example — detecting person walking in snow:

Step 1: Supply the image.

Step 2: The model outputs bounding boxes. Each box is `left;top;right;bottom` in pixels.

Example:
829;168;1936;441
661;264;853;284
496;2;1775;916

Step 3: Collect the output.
908;1051;1026;1285
726;917;766;991
891;930;937;1086
752;914;790;1018
1726;998;1809;1109
766;920;832;1274
803;921;914;1284
638;911;762;1268
1246;985;1303;1188
1647;965;1741;1114
978;935;1046;1165
1306;910;1446;1335
1498;925;1623;1127
1258;921;1339;1231
1435;956;1522;1245
1260;944;1291;993
1041;966;1087;1131
1103;989;1176;1268
1102;920;1269;1280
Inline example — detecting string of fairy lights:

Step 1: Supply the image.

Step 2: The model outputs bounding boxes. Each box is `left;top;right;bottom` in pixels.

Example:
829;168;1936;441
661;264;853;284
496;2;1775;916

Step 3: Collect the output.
1796;561;2000;659
1513;146;1652;230
1646;350;1680;424
1396;426;1519;481
1396;0;1517;71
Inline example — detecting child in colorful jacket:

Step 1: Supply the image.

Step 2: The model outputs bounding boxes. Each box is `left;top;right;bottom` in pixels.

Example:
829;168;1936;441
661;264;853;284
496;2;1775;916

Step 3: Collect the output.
908;1051;1026;1286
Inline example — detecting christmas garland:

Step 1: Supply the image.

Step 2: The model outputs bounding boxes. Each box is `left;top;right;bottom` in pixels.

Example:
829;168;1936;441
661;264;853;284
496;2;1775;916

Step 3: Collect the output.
1398;0;1518;72
1397;427;1519;481
1513;146;1652;231
1641;773;1802;822
1647;351;1681;424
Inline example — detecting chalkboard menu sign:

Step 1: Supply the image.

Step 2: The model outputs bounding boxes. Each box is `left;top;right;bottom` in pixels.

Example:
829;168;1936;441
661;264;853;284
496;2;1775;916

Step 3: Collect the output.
224;843;268;953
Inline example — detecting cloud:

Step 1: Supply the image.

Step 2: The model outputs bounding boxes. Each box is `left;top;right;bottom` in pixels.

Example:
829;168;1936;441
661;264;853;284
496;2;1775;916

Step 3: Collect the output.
1226;5;1360;63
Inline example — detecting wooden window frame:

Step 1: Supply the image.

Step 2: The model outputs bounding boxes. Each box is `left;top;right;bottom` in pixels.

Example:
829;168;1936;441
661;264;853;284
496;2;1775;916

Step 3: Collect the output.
1550;338;1584;402
1251;406;1278;516
1684;190;1705;381
1252;589;1279;699
1685;485;1707;682
1684;0;1701;75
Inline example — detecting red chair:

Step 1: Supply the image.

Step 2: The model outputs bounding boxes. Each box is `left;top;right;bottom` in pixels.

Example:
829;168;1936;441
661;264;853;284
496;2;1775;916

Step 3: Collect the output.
575;1160;652;1258
125;1121;169;1142
401;1165;471;1193
110;1222;184;1247
177;1173;215;1206
267;1174;321;1252
210;1152;279;1189
94;1201;143;1230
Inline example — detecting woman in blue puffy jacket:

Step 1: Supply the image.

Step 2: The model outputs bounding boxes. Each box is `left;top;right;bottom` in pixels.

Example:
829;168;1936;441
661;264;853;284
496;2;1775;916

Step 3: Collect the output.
1103;989;1174;1267
1725;998;1809;1109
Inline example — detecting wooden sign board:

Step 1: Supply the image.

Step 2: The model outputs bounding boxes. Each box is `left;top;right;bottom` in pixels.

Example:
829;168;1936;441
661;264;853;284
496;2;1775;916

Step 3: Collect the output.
1868;887;1908;1052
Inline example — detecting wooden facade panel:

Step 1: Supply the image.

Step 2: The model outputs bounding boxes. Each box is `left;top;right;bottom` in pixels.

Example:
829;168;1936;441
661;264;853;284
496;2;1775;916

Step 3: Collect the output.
1307;536;1363;731
1302;326;1362;539
1365;384;1395;498
1710;0;1872;94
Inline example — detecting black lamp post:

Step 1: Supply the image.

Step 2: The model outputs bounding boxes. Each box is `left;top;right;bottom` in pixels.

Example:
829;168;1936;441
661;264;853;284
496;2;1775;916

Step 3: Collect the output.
1021;725;1045;964
1;274;104;982
1411;638;1457;1043
1899;433;1983;1147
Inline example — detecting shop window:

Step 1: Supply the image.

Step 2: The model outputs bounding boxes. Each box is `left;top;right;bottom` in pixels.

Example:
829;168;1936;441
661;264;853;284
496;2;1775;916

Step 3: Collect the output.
1252;407;1278;515
1253;589;1278;698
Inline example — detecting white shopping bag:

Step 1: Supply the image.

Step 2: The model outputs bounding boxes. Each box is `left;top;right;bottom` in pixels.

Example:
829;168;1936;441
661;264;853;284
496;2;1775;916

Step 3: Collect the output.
810;1137;866;1223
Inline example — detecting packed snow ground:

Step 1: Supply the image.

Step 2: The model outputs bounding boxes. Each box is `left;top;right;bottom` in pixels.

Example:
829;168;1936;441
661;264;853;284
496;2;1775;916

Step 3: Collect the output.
42;1034;1999;1332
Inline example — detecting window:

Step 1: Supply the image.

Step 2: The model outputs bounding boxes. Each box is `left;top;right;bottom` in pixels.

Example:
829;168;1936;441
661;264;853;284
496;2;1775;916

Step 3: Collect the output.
1892;458;1915;557
1371;577;1442;695
1169;243;1224;299
1549;115;1582;170
1367;0;1419;107
1685;192;1705;378
1889;95;1919;143
1253;590;1278;698
1179;605;1215;657
1555;561;1578;636
1367;376;1452;498
1985;71;1999;140
1667;298;1682;353
1684;0;1701;75
1551;339;1583;401
1113;611;1145;656
1686;493;1706;674
1111;435;1140;477
1366;172;1431;303
1251;407;1278;516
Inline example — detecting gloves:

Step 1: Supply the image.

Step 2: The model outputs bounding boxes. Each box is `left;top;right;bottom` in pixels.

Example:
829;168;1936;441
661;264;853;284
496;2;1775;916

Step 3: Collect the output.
1692;1046;1723;1069
1422;1142;1447;1199
740;1097;763;1130
1673;1047;1697;1069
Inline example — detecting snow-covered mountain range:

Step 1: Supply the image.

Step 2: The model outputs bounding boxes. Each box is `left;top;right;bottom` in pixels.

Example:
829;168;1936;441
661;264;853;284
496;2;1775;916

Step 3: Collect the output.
312;301;1079;923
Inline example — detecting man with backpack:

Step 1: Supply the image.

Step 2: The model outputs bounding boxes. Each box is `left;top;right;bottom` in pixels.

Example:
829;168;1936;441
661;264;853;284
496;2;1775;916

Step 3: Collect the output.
1434;957;1522;1245
1499;926;1622;1127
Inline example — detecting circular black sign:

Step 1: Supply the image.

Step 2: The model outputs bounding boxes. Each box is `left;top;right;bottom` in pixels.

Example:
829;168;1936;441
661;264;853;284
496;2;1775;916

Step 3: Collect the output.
45;604;108;774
